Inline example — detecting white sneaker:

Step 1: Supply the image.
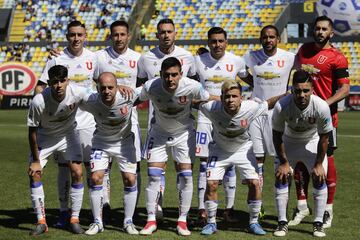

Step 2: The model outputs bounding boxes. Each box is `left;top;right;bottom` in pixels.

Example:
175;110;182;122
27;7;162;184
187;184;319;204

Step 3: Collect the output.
313;221;326;237
140;221;157;235
177;221;191;236
288;208;310;226
273;221;288;237
323;210;333;229
85;223;104;235
124;222;139;235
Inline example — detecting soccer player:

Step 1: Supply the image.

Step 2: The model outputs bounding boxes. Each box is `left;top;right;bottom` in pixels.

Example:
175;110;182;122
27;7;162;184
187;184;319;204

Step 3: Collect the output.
293;16;350;228
138;57;215;236
137;18;196;219
93;20;142;221
195;27;249;224
38;20;97;228
243;25;295;217
81;72;139;235
272;70;332;237
199;80;283;236
27;65;87;235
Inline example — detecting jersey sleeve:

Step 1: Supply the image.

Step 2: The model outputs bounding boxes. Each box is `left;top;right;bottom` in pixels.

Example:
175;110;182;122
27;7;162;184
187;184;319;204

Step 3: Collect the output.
27;95;44;127
138;82;149;101
93;51;101;81
236;56;248;78
186;55;197;77
249;100;269;120
334;52;350;85
199;101;213;119
193;81;210;101
137;56;148;79
39;58;56;84
317;101;333;135
272;101;285;132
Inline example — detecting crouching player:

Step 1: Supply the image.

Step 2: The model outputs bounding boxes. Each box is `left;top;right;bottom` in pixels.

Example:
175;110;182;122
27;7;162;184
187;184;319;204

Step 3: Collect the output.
81;72;139;235
272;70;332;237
199;80;282;235
27;65;87;235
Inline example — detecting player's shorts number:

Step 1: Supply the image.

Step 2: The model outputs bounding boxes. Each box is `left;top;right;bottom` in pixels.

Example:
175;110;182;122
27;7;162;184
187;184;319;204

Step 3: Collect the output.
207;156;218;168
196;132;207;145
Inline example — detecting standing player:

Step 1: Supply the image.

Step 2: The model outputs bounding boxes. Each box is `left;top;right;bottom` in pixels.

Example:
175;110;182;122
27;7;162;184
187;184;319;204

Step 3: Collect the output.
195;27;249;224
82;73;139;235
27;65;87;235
272;70;332;237
93;20;142;220
137;18;196;218
244;25;295;214
138;57;215;236
293;16;350;228
38;20;97;228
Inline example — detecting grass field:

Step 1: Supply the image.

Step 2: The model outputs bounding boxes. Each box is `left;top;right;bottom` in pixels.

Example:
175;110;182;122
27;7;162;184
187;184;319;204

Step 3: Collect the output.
0;110;359;239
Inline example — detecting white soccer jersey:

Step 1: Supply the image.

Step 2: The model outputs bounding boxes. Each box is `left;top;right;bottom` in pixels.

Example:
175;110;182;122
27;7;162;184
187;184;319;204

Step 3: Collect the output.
137;46;196;79
272;94;333;140
139;76;210;135
200;100;268;152
39;47;97;129
196;51;247;123
81;91;137;149
27;83;88;137
244;48;295;100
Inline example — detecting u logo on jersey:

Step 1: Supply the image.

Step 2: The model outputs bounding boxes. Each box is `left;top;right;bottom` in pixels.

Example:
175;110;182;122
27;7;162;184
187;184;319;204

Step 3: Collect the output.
240;119;248;128
226;64;234;72
277;60;285;68
129;60;136;68
86;61;93;70
317;55;328;64
178;96;188;104
68;103;76;110
120;106;128;115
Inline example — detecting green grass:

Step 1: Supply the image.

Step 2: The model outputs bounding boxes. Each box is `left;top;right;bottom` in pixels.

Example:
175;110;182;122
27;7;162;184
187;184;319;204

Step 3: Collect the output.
0;110;359;239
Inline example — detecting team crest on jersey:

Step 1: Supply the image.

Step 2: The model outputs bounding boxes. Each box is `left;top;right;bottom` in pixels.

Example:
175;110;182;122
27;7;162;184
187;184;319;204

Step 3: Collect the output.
129;60;136;68
86;61;93;70
226;64;233;72
277;60;285;68
240;119;248;128
317;55;328;64
120;106;128;115
308;117;316;124
178;96;188;104
68;103;76;110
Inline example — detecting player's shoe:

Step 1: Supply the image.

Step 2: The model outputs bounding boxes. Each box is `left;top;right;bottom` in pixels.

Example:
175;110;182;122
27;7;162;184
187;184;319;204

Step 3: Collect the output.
259;205;266;220
223;207;238;223
288;207;311;226
53;210;70;228
201;223;217;235
177;221;191;236
102;203;112;225
273;221;288;237
140;221;157;235
323;210;333;229
313;221;326;237
155;205;164;223
85;222;104;235
249;222;266;235
69;217;84;234
29;222;48;236
197;209;207;227
123;220;139;235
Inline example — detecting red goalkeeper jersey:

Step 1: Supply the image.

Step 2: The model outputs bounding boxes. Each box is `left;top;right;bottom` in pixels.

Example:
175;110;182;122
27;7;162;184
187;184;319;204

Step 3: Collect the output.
296;42;349;127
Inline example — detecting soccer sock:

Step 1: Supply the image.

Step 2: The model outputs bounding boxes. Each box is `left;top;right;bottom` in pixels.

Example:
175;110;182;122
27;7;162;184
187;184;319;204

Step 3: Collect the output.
198;161;207;210
326;155;336;205
313;183;328;222
57;165;70;212
124;185;137;225
177;170;193;222
223;165;236;209
90;185;103;225
205;200;218;224
146;167;162;221
158;171;165;207
257;163;264;192
70;183;84;219
102;163;111;205
325;203;333;214
136;166;141;206
294;162;309;208
30;181;46;222
275;182;289;222
248;200;262;224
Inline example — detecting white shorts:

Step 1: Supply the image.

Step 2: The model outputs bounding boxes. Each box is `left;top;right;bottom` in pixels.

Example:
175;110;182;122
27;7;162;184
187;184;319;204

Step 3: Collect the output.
29;131;82;168
195;122;213;158
90;134;137;174
143;128;195;164
131;123;142;162
206;141;259;181
274;136;328;175
249;111;275;157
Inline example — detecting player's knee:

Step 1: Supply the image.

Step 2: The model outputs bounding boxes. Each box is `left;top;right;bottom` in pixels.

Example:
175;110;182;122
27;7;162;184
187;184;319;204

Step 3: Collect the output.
206;180;218;193
256;156;265;163
123;174;136;187
30;172;42;182
247;179;259;190
91;171;104;185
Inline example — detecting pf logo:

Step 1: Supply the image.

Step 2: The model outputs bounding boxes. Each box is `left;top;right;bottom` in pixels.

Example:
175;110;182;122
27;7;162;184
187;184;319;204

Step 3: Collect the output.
0;63;37;95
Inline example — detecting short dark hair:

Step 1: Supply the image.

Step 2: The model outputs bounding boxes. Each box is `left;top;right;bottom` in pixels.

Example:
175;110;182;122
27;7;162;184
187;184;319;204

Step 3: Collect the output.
48;65;68;83
161;57;182;72
292;70;312;85
260;25;280;37
208;27;227;40
67;20;86;32
314;15;333;29
196;47;209;55
110;20;129;34
157;18;175;31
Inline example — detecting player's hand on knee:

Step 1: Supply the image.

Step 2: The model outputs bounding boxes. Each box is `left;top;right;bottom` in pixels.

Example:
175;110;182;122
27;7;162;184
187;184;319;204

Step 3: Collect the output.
275;162;290;184
28;162;42;177
312;163;326;184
